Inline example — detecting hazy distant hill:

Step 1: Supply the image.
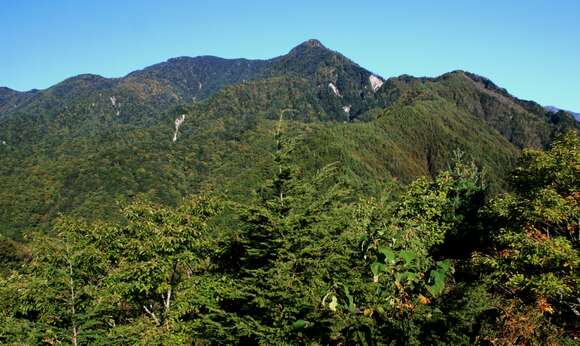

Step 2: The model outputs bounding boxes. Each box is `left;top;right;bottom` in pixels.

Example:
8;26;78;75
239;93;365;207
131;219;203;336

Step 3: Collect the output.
545;105;580;121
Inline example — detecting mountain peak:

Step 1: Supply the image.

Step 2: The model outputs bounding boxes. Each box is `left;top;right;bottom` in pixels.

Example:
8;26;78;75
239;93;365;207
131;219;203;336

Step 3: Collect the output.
288;39;328;54
301;39;325;48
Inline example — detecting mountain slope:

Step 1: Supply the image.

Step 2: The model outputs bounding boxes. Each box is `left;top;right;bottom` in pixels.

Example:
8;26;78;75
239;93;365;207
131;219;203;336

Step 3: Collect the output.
0;87;38;116
376;71;577;148
263;39;386;120
0;39;387;146
0;40;577;238
126;55;268;101
2;40;574;148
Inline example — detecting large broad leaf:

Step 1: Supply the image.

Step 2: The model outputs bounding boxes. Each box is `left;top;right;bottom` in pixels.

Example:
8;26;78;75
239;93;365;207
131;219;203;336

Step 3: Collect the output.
371;262;385;277
343;285;356;313
399;250;416;266
395;271;417;284
427;260;451;296
379;246;396;264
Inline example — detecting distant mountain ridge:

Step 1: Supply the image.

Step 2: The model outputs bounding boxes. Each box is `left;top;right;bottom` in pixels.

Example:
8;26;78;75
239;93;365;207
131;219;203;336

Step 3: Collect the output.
0;87;39;116
0;39;387;141
2;39;573;134
0;39;577;238
545;105;580;121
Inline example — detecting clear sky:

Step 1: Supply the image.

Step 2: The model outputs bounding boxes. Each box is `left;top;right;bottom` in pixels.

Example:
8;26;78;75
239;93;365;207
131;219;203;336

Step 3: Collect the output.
1;0;579;110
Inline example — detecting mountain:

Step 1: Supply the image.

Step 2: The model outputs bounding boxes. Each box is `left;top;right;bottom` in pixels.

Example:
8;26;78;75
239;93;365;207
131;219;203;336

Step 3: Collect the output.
0;87;39;116
0;39;386;145
380;71;578;148
126;55;268;101
0;40;577;238
545;105;580;121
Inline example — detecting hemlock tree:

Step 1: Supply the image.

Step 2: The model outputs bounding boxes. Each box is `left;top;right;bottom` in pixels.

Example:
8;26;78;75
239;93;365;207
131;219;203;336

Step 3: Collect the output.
223;116;363;344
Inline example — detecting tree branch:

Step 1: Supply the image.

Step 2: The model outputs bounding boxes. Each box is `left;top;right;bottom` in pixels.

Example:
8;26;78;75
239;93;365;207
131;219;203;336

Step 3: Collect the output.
143;304;160;325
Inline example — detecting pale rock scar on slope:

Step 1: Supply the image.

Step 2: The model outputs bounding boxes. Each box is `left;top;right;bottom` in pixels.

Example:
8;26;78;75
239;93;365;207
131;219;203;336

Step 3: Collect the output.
172;114;186;142
369;75;383;92
328;82;341;97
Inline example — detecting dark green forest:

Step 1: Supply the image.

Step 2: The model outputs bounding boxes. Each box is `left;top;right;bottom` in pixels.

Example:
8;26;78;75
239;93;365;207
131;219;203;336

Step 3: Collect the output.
0;40;578;345
1;130;578;345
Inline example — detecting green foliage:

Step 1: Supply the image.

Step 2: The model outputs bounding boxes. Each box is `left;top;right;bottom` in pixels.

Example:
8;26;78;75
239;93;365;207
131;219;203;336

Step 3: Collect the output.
0;194;223;344
228;124;362;344
343;157;486;345
1;132;578;344
1;41;579;344
471;131;579;344
1;42;577;239
0;217;111;344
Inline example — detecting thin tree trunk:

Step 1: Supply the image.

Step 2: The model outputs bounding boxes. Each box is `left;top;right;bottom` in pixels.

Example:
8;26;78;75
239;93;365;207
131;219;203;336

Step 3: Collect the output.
164;289;172;311
275;108;295;205
68;257;78;346
165;261;178;313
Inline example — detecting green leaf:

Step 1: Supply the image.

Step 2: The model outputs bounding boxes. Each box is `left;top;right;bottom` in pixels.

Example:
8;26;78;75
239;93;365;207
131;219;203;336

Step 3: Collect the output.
292;319;307;329
379;246;395;264
371;262;385;277
427;260;451;296
343;285;356;313
399;250;416;266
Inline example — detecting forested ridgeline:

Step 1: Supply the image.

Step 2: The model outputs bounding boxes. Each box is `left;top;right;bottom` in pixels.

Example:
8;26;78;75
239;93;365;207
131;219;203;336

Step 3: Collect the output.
1;40;578;240
1;131;578;345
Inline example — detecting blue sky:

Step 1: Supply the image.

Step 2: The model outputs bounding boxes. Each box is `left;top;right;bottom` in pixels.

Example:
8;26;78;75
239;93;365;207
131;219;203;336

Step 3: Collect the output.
1;0;579;110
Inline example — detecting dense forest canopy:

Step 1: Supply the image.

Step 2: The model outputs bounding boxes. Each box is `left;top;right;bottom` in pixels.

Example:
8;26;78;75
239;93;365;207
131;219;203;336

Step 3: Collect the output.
0;130;578;345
